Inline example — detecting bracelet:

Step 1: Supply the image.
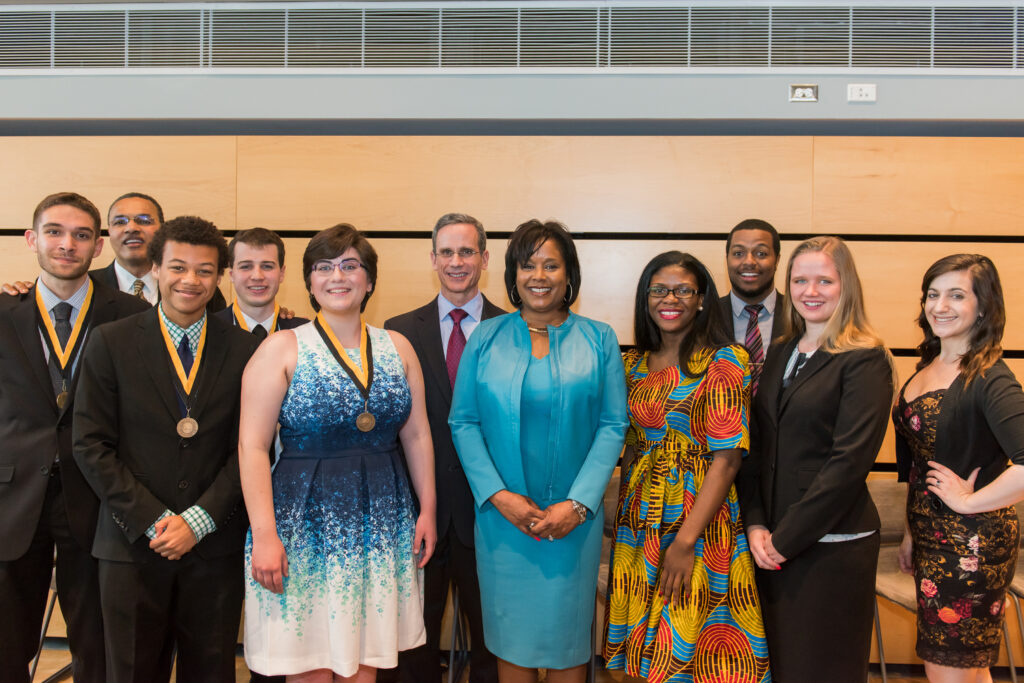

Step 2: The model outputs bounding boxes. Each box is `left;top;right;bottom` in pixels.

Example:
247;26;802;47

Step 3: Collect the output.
570;499;588;524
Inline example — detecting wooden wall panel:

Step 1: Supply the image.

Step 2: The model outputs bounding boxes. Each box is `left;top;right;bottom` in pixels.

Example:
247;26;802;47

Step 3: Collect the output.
0;137;238;229
235;136;814;233
813;137;1024;235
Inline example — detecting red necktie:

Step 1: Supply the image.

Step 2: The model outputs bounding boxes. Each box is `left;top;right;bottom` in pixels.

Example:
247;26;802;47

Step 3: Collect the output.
446;308;468;387
744;304;765;395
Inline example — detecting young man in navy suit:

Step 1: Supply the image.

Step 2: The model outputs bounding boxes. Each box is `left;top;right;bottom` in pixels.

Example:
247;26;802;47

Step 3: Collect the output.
214;227;309;337
0;192;149;683
73;216;258;682
385;213;503;683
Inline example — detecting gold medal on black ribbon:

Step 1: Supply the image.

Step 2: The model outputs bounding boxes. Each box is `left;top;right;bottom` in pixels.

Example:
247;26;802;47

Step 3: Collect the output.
233;301;279;334
158;311;207;438
177;416;199;438
313;313;376;432
36;280;94;411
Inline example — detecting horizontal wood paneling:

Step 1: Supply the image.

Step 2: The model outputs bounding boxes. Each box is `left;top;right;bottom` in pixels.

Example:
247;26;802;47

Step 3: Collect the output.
0;136;238;230
234;136;814;233
813;136;1024;236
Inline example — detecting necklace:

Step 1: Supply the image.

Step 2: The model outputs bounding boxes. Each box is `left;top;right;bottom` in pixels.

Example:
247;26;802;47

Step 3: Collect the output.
527;325;548;335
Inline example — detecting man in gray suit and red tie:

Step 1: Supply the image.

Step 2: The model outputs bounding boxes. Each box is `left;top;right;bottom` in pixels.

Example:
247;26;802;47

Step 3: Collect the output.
718;218;784;395
385;213;502;683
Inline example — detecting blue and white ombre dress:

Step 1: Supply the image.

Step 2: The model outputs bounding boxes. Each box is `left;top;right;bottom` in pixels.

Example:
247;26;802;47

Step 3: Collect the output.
244;323;425;677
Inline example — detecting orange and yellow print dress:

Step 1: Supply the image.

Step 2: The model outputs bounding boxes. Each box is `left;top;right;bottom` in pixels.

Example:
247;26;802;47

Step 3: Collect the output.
602;346;771;683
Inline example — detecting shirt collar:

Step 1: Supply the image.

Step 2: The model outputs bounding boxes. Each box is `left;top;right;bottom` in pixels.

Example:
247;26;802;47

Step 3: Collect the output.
113;260;156;297
438;291;483;323
158;303;206;350
37;276;90;316
239;307;275;331
730;289;777;318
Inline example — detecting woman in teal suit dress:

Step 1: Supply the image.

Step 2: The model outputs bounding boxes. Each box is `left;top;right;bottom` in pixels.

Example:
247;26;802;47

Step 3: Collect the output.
450;219;628;683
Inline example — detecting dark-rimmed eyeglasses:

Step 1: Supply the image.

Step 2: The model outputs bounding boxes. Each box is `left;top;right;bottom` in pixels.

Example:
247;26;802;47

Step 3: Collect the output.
647;286;699;300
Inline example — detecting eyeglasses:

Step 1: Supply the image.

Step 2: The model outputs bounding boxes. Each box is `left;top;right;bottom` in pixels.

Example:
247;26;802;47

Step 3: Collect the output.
434;248;480;260
311;259;364;275
647;286;699;300
110;214;156;228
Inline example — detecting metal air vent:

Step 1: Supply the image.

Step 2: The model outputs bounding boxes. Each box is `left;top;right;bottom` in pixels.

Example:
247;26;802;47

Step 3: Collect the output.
0;2;1023;73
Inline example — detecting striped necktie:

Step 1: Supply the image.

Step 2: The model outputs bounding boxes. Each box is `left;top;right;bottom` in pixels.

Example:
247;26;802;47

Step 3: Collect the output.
743;303;765;395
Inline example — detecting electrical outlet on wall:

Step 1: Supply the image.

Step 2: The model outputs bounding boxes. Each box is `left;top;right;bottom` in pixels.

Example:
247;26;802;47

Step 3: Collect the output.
847;83;877;102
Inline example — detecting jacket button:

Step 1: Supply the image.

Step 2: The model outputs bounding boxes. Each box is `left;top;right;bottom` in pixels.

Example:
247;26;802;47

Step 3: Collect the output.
40;466;48;475
178;480;189;490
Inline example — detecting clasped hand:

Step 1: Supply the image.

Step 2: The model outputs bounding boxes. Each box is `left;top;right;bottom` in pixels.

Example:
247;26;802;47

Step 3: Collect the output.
149;515;198;561
489;491;581;540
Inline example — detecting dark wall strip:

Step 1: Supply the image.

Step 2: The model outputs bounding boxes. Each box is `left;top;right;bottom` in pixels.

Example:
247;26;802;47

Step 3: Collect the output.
3;118;1024;137
2;228;1022;244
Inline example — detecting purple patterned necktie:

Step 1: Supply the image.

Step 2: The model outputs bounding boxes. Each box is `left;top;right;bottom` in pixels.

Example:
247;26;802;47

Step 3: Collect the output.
446;308;469;387
744;303;765;396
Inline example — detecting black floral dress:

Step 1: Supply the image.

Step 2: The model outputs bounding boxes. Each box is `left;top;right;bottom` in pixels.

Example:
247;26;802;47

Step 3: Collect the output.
894;388;1020;668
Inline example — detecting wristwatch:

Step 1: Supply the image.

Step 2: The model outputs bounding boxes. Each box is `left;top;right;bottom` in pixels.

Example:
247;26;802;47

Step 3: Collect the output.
570;499;589;524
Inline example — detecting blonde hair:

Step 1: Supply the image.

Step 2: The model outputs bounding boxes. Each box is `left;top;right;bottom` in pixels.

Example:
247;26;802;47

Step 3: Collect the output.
780;236;887;353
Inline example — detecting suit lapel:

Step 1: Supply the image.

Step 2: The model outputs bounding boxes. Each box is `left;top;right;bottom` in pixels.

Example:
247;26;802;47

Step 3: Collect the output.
420;299;453;405
138;310;184;421
11;292;58;412
758;337;793;431
769;291;786;342
778;344;834;414
189;319;229;419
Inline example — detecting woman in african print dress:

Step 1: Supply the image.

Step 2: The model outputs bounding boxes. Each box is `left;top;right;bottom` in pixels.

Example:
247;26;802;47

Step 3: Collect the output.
898;254;1024;682
603;251;771;683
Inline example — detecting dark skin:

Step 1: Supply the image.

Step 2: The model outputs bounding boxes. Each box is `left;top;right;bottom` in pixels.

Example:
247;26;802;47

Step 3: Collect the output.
645;265;745;606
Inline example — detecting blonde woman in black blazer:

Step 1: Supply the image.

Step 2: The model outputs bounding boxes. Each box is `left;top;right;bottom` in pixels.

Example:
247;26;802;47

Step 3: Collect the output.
899;254;1024;682
740;236;894;683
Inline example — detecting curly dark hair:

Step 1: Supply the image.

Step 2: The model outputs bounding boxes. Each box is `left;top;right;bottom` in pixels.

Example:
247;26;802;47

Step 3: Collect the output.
916;254;1005;384
633;251;733;378
147;216;229;273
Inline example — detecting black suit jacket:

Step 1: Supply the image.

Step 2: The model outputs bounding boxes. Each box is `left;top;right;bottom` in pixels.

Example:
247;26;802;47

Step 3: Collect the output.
718;290;786;349
385;295;506;546
896;359;1024;490
90;261;228;313
213;305;309;331
739;338;893;561
73;308;258;562
0;277;150;561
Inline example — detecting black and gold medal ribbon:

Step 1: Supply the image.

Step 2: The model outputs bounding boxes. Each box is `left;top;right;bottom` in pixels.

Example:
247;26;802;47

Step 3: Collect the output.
158;312;208;437
35;280;94;409
313;312;376;431
232;301;279;334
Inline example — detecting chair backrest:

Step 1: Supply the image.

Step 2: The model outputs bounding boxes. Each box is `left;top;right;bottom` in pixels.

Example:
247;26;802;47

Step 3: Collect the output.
867;476;908;544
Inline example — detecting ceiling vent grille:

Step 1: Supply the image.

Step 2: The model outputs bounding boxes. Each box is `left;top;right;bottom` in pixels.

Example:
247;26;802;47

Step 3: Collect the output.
0;3;1023;72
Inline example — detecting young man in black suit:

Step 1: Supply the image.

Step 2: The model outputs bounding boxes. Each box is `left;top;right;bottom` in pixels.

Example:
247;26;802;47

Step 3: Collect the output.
718;218;784;393
385;213;503;683
73;216;258;682
4;192;228;312
0;192;150;683
215;227;309;336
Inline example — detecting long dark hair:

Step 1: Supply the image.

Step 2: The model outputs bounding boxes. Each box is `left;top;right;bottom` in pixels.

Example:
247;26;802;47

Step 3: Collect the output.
633;251;733;378
916;254;1004;384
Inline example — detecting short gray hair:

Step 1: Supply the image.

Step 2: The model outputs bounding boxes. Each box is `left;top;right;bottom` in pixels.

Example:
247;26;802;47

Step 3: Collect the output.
432;213;486;253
